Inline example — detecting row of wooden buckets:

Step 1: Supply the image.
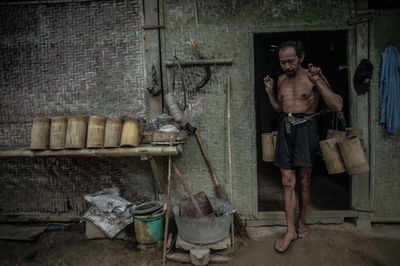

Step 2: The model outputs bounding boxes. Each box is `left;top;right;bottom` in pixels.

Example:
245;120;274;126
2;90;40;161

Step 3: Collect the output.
30;116;146;150
262;128;370;175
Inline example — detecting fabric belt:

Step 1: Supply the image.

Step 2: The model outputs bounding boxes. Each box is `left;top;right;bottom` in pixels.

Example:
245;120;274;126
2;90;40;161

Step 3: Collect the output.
283;113;313;124
283;108;332;126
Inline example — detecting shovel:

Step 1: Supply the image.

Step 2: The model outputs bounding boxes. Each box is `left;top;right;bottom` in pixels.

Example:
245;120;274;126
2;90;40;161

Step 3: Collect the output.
173;162;213;218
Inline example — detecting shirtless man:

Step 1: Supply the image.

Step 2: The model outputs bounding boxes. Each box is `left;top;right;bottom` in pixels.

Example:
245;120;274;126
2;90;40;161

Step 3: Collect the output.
264;41;343;253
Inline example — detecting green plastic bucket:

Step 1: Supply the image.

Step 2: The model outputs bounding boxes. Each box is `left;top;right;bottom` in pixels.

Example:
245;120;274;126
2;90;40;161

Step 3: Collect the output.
133;211;165;244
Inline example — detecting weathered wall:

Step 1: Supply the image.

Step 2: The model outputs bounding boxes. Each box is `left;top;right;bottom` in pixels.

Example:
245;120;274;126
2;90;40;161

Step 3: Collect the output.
1;0;398;220
370;11;400;218
0;0;155;215
163;0;353;216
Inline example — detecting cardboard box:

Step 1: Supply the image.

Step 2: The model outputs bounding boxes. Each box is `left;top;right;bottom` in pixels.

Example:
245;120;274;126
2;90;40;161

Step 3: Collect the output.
85;221;129;240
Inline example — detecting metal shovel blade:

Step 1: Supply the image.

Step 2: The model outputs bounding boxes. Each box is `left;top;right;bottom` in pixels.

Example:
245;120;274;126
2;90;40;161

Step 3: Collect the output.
179;191;214;219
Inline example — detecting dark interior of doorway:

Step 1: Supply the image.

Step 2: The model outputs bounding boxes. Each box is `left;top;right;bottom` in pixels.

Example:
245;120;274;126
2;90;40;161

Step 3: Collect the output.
254;31;350;212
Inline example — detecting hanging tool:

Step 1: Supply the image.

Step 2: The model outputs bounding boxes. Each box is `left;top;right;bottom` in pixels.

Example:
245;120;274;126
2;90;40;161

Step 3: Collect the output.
165;57;185;122
147;65;161;96
190;39;212;90
176;58;188;110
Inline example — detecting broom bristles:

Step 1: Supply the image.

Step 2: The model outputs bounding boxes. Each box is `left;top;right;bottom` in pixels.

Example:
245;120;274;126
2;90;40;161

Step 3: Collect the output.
215;184;249;239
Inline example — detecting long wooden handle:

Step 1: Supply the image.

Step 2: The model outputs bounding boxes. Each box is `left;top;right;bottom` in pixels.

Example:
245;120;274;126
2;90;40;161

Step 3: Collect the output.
172;161;204;217
227;73;235;249
195;130;219;185
162;140;173;266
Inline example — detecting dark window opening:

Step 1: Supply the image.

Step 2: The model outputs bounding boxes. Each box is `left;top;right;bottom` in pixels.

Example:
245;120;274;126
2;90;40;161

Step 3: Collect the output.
254;31;350;212
369;0;400;9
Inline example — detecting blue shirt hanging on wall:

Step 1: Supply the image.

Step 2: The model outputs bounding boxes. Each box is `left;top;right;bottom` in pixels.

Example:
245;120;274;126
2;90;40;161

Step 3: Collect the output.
379;46;400;134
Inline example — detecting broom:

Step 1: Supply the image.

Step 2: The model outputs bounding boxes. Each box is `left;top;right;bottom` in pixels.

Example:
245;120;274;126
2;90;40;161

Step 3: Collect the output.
194;129;249;239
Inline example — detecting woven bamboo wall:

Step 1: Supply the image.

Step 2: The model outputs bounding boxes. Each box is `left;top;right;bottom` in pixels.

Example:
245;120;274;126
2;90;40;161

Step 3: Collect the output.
0;157;154;214
0;0;154;216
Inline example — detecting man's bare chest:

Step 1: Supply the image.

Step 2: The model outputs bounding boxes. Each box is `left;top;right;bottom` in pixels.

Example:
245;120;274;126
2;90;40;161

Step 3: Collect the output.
279;77;315;100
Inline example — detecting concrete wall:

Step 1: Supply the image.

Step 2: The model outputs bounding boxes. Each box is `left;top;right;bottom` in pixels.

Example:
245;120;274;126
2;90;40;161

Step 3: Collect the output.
369;11;400;218
163;0;353;216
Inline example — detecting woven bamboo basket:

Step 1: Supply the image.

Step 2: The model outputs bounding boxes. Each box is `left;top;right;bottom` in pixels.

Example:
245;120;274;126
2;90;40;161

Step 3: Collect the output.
49;117;68;150
319;138;347;174
262;131;277;162
30;117;51;150
87;116;106;148
104;116;123;148
65;116;87;149
121;117;141;147
326;129;347;140
337;136;370;175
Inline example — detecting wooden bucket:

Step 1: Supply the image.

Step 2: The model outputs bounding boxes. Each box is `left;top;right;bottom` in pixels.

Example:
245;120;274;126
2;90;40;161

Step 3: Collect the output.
86;116;106;148
30;117;51;150
65;116;87;149
262;132;277;162
337;136;370;175
104;116;123;148
120;117;141;147
49;117;68;150
142;131;153;144
319;138;346;174
346;127;363;139
326;129;347;140
346;127;364;147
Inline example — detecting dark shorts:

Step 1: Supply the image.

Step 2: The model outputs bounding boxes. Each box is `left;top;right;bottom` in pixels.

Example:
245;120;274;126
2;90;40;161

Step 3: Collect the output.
274;114;319;170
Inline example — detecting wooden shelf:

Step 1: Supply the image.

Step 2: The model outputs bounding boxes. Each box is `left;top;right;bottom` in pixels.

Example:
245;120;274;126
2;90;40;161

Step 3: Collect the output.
0;144;183;158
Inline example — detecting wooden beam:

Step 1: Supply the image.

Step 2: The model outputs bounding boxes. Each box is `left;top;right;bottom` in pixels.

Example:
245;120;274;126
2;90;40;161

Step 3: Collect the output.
165;59;233;67
0;213;81;223
142;25;165;30
256;210;358;220
0;0;90;4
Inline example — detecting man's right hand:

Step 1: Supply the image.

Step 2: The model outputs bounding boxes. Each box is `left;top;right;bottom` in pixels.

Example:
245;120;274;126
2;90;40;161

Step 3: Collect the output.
264;75;274;93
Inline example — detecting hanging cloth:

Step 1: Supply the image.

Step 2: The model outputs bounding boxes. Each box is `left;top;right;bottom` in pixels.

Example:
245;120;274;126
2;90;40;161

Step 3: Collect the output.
379;46;400;134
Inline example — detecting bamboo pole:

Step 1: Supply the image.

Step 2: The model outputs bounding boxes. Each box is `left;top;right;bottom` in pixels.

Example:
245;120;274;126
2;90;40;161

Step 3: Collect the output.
227;74;234;249
0;145;183;158
162;139;173;266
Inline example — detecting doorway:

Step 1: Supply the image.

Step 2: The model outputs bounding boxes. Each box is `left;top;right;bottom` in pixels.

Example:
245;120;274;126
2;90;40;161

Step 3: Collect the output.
254;31;350;212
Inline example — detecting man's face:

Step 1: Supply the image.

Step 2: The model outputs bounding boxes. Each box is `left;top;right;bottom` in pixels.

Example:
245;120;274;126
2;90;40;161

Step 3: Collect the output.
278;46;304;76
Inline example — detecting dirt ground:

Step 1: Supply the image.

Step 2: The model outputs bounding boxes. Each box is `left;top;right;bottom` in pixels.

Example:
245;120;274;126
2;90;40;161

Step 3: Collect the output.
0;222;399;266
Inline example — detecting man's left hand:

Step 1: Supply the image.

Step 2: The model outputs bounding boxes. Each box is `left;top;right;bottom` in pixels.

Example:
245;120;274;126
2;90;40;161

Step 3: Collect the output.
307;63;322;83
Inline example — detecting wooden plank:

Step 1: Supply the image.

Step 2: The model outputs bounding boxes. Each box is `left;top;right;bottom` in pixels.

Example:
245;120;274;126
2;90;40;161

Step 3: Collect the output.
0;145;183;157
144;0;163;122
350;17;371;211
371;216;400;223
165;59;233;67
256;210;358;220
246;217;344;227
149;156;166;194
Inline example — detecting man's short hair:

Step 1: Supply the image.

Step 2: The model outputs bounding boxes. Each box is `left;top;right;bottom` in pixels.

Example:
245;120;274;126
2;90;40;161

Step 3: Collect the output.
278;41;304;57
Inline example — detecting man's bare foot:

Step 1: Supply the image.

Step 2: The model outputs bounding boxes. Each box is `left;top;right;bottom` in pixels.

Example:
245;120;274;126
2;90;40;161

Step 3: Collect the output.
275;231;297;253
297;222;310;238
